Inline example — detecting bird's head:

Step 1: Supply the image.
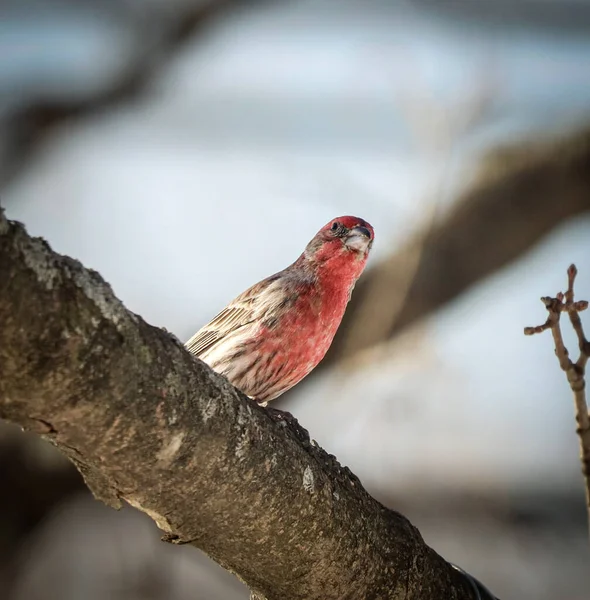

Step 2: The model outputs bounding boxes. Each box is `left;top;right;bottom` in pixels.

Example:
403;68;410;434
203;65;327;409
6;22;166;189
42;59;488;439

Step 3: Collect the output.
305;215;374;259
300;215;374;283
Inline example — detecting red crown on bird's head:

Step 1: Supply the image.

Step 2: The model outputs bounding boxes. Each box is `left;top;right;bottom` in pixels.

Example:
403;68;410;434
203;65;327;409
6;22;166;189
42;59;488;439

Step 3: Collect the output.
320;216;374;241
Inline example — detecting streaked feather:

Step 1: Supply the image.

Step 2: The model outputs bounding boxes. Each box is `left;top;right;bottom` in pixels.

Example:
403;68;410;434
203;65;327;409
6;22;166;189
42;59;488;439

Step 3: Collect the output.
185;304;255;356
185;274;291;361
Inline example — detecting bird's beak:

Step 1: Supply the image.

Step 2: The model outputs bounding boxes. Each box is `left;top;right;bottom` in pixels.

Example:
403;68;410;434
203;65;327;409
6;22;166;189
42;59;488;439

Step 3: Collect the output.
345;226;373;252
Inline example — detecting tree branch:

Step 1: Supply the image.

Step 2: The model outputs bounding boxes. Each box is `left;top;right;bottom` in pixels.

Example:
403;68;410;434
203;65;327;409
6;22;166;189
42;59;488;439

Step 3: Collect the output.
524;264;590;540
0;209;495;599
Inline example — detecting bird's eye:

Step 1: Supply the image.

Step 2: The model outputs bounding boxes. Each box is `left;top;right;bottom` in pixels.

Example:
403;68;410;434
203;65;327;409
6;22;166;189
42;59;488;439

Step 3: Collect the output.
331;222;340;232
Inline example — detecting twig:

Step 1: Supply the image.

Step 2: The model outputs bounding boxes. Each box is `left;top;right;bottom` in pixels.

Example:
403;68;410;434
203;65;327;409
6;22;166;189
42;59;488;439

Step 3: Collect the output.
524;264;590;541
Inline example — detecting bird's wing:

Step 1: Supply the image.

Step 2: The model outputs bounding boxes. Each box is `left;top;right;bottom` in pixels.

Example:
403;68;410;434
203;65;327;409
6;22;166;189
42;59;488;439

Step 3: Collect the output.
184;277;278;358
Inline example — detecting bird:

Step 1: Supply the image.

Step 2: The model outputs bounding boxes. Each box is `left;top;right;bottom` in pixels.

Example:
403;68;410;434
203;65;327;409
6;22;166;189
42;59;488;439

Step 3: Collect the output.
185;216;374;405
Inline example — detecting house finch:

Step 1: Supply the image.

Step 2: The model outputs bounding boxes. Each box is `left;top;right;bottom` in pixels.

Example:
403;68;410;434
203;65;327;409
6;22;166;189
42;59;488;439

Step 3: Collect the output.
185;216;374;405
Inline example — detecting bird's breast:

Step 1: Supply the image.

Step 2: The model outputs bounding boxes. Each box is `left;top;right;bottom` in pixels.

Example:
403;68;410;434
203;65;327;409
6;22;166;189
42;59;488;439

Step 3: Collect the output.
261;287;349;370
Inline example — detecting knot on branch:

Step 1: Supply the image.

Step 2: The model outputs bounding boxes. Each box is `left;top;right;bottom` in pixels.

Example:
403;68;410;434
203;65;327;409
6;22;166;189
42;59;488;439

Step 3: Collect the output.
523;264;589;373
524;265;588;338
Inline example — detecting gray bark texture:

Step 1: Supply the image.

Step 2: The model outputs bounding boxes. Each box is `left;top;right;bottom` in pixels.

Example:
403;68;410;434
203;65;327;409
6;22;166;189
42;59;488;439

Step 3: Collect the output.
0;209;485;600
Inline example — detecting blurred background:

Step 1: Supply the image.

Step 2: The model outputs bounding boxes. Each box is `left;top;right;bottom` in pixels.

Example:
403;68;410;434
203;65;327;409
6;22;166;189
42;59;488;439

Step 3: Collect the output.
1;0;590;598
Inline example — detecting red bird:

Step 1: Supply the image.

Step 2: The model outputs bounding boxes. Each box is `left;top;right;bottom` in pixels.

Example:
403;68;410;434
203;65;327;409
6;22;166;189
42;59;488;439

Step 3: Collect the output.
185;216;374;405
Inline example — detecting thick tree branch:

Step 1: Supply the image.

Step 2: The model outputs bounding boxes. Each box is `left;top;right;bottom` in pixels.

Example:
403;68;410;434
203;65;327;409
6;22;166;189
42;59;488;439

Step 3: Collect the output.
0;209;494;599
322;126;590;370
524;264;590;540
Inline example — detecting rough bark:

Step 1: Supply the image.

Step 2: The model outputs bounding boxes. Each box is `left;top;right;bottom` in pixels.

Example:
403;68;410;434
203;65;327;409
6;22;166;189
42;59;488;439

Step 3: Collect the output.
0;209;489;599
323;126;590;368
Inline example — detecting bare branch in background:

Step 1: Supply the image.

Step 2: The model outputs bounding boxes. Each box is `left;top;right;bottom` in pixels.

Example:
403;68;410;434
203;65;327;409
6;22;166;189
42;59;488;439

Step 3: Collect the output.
0;0;236;188
321;126;590;371
338;61;497;363
0;210;497;599
524;264;590;540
